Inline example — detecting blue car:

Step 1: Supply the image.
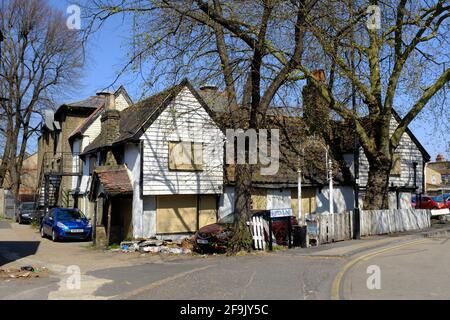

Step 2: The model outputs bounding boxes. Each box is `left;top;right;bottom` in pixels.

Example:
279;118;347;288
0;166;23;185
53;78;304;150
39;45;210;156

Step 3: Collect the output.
40;208;92;242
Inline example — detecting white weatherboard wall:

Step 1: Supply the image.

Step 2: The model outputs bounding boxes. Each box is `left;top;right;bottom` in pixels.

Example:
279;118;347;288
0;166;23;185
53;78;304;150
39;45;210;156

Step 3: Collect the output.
141;87;224;195
358;117;424;192
316;186;355;214
123;142;144;239
267;189;291;210
71;139;81;190
218;186;235;219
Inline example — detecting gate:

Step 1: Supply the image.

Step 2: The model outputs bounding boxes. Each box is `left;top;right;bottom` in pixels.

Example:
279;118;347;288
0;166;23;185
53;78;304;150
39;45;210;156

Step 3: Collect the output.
318;211;353;244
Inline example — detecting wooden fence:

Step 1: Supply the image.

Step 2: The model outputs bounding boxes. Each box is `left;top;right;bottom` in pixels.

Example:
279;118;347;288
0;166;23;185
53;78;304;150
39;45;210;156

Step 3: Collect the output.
317;211;353;244
317;209;431;244
360;208;430;236
250;215;266;250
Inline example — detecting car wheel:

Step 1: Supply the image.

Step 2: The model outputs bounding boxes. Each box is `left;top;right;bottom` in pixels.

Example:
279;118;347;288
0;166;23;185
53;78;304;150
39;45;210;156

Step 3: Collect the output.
40;226;46;238
52;229;59;242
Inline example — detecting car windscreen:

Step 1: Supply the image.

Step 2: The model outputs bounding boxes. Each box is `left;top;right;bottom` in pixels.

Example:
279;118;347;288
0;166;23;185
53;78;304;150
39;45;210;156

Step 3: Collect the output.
432;196;443;202
56;209;85;220
21;203;34;210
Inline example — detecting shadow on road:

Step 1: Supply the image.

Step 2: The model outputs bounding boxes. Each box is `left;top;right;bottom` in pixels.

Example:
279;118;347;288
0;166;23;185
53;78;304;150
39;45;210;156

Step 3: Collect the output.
0;241;40;267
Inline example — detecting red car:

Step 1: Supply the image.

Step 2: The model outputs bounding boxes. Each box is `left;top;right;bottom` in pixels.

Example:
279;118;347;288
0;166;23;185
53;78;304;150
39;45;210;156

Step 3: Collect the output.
194;212;298;253
413;196;446;210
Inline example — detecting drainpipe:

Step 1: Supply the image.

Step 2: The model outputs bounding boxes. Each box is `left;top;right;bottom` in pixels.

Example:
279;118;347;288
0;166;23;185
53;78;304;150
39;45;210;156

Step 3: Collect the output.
423;161;428;195
298;168;302;225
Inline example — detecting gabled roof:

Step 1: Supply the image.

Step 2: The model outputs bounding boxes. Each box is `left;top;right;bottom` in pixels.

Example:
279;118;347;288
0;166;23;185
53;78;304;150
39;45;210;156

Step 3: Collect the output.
82;78;219;155
327;109;430;162
69;105;105;142
54;96;104;118
391;109;431;162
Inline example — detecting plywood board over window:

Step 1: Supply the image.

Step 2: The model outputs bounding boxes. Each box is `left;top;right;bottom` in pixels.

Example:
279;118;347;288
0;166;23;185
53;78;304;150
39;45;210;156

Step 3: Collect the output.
157;195;197;233
199;195;217;228
168;141;203;171
156;195;217;234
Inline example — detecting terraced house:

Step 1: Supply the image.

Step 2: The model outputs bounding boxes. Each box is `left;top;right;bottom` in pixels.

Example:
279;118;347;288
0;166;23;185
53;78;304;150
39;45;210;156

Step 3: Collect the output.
57;78;429;245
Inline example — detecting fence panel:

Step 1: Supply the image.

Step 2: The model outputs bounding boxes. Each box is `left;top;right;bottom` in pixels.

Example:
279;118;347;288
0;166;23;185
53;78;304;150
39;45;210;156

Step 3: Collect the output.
360;209;430;236
317;209;430;244
318;212;353;244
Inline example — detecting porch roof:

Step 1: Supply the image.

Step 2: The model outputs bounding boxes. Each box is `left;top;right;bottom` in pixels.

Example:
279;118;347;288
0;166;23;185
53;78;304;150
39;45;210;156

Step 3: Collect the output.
90;165;133;197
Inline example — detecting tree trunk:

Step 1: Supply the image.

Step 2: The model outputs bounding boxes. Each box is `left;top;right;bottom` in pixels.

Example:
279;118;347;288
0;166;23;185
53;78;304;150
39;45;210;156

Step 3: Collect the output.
0;122;14;187
228;163;253;254
363;159;391;210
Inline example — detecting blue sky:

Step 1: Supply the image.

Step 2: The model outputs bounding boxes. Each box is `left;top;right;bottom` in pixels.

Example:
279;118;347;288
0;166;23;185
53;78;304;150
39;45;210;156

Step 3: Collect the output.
42;0;447;161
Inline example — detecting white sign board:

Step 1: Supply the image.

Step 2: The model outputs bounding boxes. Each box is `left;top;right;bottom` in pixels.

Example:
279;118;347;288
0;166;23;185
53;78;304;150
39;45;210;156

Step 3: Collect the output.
270;208;293;218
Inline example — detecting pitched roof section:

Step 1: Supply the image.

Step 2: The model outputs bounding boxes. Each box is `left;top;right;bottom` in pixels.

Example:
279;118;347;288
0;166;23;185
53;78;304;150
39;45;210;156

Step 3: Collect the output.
115;81;187;143
91;165;133;196
391;109;430;162
68;86;133;142
69;105;105;141
66;95;105;109
82;78;218;155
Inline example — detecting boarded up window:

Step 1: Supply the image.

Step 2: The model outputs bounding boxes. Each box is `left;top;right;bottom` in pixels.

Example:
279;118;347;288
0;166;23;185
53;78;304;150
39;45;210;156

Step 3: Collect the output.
156;195;217;233
157;195;197;233
250;188;267;210
199;195;217;228
390;153;401;176
168;141;203;171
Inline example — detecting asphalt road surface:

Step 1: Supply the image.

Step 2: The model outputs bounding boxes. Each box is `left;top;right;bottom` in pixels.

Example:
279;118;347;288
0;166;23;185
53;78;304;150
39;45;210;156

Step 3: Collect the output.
1;219;449;300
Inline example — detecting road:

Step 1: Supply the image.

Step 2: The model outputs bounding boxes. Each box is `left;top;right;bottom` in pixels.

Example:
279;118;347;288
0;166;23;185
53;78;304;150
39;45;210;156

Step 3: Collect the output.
1;219;449;300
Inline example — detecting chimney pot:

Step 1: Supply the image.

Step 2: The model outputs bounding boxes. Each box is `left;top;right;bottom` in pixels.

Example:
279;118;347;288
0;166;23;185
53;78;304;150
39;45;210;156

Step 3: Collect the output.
311;69;326;82
96;90;115;110
199;85;219;92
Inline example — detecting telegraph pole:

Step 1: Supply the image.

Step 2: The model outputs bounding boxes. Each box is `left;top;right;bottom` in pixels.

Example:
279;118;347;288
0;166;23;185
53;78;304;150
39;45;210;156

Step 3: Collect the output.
350;5;361;239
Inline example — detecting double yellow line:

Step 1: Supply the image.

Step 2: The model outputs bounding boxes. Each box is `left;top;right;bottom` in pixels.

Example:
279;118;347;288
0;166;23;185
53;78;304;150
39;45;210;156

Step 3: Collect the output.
331;238;429;300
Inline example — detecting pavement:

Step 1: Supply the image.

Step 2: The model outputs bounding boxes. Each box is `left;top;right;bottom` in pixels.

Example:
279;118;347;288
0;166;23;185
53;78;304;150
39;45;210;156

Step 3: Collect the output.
1;218;450;300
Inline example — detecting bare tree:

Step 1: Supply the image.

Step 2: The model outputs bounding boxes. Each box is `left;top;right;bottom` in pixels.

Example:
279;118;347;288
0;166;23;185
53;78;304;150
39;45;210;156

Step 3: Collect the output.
84;0;449;250
84;0;318;252
0;0;83;196
301;0;450;209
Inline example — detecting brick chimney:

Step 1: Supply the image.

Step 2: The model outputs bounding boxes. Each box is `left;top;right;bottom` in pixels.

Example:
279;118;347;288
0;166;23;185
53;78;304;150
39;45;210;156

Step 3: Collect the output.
97;91;120;165
436;154;445;161
303;69;330;135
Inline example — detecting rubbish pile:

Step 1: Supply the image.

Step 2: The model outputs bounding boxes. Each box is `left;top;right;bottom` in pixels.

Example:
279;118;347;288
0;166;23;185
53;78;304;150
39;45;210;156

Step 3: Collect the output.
117;237;194;254
0;265;48;279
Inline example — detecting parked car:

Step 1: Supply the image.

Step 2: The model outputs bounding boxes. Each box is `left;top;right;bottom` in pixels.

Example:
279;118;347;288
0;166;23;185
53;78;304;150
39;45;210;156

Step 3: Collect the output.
15;202;36;224
40;207;92;242
195;213;234;253
412;196;446;210
194;211;298;253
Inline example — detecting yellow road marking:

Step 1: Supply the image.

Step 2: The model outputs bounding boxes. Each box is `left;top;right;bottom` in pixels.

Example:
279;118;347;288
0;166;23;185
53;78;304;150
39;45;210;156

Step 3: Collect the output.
331;238;429;300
